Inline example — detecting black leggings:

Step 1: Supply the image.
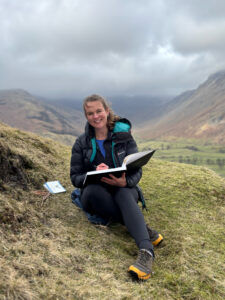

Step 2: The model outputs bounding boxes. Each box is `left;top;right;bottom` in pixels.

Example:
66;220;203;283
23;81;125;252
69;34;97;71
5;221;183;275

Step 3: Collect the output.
81;184;153;252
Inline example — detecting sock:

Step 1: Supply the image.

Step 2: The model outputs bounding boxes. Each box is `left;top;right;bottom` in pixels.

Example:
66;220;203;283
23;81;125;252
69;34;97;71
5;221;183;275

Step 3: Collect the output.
139;239;155;258
146;249;155;258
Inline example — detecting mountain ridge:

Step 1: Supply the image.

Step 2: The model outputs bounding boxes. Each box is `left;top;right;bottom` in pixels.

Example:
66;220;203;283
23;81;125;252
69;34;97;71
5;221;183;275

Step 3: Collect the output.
135;70;225;144
1;70;225;145
0;89;84;145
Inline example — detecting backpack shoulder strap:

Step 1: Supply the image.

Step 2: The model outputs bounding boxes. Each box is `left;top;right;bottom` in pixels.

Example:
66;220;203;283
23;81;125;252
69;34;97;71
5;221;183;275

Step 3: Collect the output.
90;137;97;163
136;185;147;210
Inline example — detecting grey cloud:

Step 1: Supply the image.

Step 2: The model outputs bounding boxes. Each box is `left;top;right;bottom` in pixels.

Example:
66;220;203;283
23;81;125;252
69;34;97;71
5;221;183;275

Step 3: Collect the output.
168;16;225;56
169;0;225;22
164;0;225;56
1;0;225;98
4;0;152;59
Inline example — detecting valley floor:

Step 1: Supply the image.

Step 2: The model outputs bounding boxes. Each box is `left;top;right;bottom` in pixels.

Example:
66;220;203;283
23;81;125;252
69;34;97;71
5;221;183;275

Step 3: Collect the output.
137;138;225;178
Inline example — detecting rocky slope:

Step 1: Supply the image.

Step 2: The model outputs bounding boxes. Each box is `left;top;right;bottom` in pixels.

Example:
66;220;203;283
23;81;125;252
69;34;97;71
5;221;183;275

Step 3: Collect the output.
136;70;225;144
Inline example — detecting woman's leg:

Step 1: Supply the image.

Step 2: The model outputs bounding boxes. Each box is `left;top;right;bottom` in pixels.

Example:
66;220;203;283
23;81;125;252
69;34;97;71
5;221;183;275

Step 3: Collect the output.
80;184;123;221
113;187;154;254
81;185;154;279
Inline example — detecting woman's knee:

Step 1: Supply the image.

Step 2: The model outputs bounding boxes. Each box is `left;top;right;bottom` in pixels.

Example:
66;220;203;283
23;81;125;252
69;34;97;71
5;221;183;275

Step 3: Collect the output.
81;184;98;210
81;184;108;211
114;187;138;207
115;187;138;200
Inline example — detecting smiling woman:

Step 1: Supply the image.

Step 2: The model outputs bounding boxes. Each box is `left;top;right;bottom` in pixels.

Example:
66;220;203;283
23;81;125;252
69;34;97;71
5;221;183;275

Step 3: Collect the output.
70;94;163;281
84;99;110;139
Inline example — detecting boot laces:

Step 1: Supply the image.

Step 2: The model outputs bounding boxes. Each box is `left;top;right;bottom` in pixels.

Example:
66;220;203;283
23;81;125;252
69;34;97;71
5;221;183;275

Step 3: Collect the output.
138;249;151;265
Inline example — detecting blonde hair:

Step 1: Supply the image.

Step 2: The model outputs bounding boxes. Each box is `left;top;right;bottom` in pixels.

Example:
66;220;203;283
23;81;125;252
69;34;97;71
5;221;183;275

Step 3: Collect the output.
83;94;120;130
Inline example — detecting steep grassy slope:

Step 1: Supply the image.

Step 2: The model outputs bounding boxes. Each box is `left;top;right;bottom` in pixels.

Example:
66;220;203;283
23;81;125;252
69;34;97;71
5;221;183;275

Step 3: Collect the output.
0;122;225;300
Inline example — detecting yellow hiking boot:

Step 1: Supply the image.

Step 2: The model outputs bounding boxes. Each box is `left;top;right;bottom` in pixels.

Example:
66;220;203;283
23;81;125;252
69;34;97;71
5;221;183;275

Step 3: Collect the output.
128;249;153;280
147;224;164;246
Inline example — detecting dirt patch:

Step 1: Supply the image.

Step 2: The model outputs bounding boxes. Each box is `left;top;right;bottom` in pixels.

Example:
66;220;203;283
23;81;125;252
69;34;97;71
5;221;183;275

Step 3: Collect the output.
0;142;34;190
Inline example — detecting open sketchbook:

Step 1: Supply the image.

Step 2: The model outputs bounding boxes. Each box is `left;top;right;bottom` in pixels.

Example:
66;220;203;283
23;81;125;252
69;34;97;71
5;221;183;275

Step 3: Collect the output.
83;149;155;186
43;181;66;194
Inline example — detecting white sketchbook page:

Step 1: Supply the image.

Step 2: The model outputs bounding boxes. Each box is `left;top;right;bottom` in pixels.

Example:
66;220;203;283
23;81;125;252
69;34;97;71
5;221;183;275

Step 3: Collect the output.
44;181;66;194
122;150;153;166
83;150;155;185
85;150;153;176
85;165;126;176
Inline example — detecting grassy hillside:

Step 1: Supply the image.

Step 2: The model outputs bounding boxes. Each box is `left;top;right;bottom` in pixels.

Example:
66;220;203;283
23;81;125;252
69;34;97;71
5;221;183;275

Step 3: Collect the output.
1;122;225;300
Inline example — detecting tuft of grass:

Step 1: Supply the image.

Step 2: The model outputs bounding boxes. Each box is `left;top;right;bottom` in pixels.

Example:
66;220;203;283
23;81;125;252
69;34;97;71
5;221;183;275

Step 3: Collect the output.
0;122;225;299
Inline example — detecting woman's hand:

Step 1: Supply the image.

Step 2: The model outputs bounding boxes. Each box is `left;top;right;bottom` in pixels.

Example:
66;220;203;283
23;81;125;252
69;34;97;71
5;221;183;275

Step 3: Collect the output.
96;163;109;170
101;172;127;187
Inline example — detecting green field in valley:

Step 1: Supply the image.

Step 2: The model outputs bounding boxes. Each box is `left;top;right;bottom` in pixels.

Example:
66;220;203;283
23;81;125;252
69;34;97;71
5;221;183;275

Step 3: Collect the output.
137;138;225;178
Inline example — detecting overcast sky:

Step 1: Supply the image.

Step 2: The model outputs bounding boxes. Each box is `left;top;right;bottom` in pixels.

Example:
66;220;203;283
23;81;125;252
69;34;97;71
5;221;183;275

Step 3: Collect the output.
1;0;225;99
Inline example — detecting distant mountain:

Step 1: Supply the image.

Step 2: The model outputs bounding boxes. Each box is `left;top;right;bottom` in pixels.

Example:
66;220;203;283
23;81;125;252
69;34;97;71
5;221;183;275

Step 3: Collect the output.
108;95;171;124
136;70;225;144
41;95;171;126
1;70;225;146
0;89;84;144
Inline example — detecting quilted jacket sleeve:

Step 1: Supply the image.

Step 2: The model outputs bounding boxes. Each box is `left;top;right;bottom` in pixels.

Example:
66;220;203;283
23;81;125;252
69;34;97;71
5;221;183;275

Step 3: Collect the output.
125;139;142;187
70;137;86;188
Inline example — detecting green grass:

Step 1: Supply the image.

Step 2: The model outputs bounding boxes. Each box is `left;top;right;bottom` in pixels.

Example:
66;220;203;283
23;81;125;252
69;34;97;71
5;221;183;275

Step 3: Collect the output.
137;138;225;178
1;123;225;299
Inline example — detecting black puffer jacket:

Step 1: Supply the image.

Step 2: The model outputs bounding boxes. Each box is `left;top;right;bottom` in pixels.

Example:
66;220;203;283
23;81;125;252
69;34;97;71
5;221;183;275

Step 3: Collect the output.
70;118;142;188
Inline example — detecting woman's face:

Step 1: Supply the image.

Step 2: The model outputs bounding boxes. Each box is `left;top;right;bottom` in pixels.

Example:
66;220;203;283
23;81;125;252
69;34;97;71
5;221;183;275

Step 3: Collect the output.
84;101;109;130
